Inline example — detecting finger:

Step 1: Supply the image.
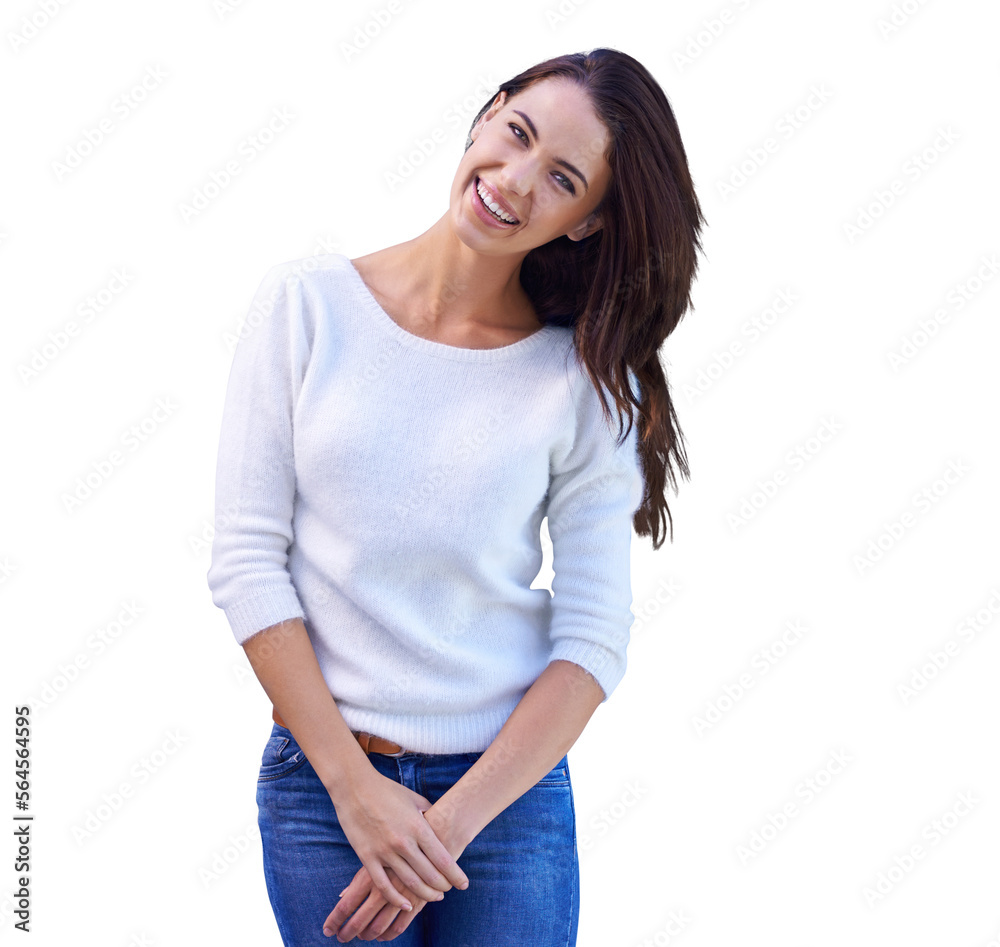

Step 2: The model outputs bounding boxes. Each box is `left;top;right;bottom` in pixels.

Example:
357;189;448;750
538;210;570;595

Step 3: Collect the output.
359;897;410;940
334;888;390;943
417;827;470;892
377;829;454;902
356;869;418;941
370;894;424;941
335;877;370;918
364;904;406;940
323;867;373;933
408;791;433;810
377;901;424;941
381;850;447;905
365;860;414;912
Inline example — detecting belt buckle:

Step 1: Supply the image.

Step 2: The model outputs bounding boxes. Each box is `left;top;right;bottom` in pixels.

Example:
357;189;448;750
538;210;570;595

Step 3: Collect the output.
382;745;409;758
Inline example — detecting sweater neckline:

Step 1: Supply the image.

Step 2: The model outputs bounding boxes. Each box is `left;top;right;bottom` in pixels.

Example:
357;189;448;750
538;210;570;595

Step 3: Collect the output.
342;255;558;362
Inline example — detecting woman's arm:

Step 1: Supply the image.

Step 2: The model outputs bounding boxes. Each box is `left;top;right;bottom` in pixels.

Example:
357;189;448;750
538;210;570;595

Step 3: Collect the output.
433;658;604;843
325;658;604;941
243;618;469;910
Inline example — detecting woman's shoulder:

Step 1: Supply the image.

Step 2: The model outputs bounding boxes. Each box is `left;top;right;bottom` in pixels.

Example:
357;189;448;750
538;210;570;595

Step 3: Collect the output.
347;247;394;282
252;253;364;329
239;253;362;355
263;251;354;287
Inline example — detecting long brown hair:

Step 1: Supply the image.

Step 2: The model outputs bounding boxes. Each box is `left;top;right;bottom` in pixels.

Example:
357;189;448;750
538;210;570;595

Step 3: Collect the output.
466;48;706;549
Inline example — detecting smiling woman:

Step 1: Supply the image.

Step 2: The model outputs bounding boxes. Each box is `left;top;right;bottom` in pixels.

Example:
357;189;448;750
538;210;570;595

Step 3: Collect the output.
206;46;705;946
453;78;612;255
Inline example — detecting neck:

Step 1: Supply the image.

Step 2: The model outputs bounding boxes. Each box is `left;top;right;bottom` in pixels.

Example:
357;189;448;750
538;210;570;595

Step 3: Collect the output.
380;214;540;331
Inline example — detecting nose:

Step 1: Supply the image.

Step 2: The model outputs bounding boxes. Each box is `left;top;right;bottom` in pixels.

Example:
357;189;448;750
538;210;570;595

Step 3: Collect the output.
497;155;563;213
497;161;529;199
497;165;530;197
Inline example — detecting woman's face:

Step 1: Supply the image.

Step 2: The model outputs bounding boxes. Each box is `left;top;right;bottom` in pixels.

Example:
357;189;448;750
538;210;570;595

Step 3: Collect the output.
450;77;613;257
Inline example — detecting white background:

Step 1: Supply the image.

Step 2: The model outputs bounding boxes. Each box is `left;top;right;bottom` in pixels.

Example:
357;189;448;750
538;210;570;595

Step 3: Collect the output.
2;0;999;944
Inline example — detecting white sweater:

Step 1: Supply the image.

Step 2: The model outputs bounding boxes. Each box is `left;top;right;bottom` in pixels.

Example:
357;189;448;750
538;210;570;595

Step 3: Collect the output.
207;252;644;753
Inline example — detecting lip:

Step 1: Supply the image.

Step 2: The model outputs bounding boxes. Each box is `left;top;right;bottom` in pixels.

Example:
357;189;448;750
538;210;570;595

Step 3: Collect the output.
473;176;519;225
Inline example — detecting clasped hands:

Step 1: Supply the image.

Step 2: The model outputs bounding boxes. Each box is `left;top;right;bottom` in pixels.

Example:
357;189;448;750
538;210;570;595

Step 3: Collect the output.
322;774;471;942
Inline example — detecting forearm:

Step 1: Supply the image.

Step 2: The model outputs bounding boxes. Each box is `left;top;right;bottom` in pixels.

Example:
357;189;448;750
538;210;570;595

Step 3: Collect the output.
242;617;376;802
430;659;605;850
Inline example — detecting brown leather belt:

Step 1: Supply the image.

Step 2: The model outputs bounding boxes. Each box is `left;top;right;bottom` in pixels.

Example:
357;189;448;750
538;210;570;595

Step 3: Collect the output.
272;706;412;757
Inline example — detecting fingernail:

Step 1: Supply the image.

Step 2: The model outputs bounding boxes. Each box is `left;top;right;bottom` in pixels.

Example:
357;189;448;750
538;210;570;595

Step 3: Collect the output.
402;901;413;912
338;887;347;897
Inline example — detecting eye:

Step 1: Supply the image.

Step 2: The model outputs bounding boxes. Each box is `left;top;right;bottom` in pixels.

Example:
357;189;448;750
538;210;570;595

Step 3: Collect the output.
508;124;577;195
508;123;528;144
555;174;576;194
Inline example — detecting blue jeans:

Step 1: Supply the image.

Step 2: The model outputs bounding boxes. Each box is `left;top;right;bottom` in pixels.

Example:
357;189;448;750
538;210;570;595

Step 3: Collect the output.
256;722;580;946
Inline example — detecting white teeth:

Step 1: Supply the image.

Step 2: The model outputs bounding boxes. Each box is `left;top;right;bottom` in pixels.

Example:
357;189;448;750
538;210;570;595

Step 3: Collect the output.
476;179;517;223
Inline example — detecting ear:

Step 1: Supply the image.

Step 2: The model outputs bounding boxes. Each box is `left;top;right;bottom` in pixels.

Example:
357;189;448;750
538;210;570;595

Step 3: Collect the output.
566;213;603;242
469;91;507;143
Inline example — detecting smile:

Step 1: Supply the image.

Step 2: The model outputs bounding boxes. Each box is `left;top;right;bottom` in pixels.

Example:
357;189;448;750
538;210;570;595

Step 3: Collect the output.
475;178;519;224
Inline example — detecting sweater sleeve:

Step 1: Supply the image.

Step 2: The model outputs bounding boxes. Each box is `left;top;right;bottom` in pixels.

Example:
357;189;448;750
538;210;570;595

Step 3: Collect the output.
545;364;645;702
206;262;310;645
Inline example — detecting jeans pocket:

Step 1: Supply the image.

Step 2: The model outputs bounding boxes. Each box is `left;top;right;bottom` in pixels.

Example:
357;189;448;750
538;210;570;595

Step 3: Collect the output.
258;724;307;782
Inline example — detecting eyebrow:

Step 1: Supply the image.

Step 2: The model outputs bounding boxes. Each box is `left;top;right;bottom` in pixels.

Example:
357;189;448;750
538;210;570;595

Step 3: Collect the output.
512;109;589;192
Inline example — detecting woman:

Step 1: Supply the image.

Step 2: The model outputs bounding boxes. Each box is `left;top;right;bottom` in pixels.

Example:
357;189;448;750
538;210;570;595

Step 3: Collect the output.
207;47;704;945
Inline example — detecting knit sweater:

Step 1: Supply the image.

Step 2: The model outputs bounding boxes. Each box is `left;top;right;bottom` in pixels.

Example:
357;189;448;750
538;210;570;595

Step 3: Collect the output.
206;252;644;753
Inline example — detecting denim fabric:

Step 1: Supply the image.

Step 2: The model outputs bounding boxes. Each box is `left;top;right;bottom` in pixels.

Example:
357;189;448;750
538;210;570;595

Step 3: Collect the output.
256;722;580;946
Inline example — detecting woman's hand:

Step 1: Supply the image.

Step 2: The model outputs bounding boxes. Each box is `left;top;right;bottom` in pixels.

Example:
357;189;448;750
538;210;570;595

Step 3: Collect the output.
324;803;471;942
324;864;424;942
328;769;470;914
